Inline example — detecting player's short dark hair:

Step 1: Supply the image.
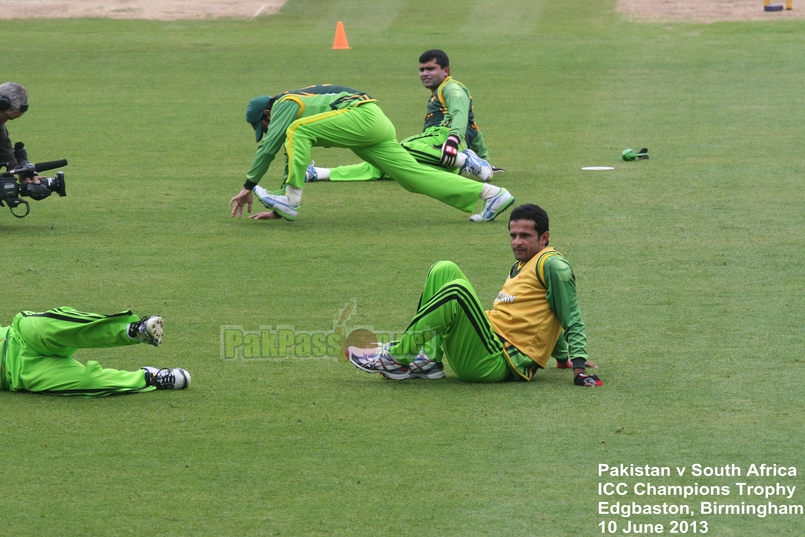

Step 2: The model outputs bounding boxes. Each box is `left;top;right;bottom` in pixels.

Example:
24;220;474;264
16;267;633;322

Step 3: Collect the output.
419;49;449;68
509;204;549;235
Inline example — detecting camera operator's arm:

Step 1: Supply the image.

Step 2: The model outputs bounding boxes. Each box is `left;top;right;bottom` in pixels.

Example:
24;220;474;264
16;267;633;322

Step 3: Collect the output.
0;124;17;169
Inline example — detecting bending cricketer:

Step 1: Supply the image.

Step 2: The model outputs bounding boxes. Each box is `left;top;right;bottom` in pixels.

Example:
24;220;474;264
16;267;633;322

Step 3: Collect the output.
347;203;603;386
309;49;495;183
228;84;514;223
1;308;190;396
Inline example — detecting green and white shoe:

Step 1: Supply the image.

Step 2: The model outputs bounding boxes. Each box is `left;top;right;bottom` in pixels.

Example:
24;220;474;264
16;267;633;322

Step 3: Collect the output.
254;185;299;221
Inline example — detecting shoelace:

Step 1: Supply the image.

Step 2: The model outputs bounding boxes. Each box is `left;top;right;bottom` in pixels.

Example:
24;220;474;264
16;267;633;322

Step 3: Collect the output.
154;368;175;387
370;348;407;372
134;319;145;335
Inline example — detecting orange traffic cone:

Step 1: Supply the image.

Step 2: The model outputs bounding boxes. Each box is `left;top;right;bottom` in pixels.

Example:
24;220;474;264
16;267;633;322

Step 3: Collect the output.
332;21;350;50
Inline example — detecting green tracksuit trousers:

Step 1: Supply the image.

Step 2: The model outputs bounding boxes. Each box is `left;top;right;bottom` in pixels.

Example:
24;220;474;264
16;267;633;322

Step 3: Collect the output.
0;307;153;397
284;103;483;213
328;126;459;182
329;125;490;182
389;261;511;383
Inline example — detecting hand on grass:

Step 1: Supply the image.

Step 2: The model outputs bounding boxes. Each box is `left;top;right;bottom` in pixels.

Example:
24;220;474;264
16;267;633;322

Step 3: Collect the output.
229;188;253;218
249;211;280;220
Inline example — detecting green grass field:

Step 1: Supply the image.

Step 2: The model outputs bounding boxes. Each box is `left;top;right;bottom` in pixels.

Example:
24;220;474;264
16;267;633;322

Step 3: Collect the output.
1;0;804;534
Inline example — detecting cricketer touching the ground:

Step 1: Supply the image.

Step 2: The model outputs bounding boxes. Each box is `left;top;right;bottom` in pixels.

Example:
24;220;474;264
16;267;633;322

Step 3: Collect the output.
347;203;602;385
228;84;514;223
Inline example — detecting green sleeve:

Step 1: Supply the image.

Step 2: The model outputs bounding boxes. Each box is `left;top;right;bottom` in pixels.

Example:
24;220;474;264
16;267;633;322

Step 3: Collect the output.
442;82;471;143
245;99;301;185
544;256;589;362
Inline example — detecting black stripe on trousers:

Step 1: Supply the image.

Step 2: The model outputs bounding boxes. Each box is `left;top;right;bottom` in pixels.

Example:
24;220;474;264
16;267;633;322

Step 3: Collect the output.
33;387;147;397
404;283;500;355
20;309;133;324
405;147;441;166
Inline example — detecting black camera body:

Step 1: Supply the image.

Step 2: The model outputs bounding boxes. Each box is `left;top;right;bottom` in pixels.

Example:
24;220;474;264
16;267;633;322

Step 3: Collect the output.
0;142;67;218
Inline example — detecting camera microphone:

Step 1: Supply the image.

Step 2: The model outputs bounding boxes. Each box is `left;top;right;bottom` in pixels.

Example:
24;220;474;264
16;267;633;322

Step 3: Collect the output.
34;159;68;173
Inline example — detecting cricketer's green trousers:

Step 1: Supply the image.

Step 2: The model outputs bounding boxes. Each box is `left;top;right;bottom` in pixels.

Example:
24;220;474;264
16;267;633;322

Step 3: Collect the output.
389;261;511;383
0;307;153;397
329;125;489;182
283;103;483;213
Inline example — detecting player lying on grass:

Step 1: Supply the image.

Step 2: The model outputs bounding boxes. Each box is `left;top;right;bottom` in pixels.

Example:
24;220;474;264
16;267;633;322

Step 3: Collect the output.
0;308;190;396
348;203;602;386
307;49;496;183
228;84;514;223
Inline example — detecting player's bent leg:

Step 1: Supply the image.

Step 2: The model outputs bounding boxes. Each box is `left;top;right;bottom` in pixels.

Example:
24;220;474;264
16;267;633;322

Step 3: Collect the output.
400;127;451;169
283;103;391;193
418;261;470;362
12;308;141;358
390;276;509;383
355;141;483;213
420;261;475;302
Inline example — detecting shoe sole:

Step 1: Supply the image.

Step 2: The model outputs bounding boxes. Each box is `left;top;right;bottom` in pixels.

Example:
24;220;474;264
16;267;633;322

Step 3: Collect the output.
272;207;298;221
348;354;409;381
144;317;163;347
408;369;445;379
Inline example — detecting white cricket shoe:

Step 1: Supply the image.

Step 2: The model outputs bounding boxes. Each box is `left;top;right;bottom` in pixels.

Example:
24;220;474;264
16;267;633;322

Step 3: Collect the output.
470;188;515;222
253;185;300;221
143;367;191;390
304;161;318;182
460;149;494;182
346;344;410;381
408;350;445;379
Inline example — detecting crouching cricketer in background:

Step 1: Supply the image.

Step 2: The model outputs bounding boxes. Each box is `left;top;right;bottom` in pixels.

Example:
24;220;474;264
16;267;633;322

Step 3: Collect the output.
228;84;514;223
347;203;602;386
0;308;190;396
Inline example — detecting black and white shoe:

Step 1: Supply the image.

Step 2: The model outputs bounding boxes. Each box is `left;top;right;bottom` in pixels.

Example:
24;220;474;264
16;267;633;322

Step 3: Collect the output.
129;316;163;347
143;367;191;390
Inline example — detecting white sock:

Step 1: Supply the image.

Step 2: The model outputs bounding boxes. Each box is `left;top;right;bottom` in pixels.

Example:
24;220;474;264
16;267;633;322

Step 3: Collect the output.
286;185;303;206
313;167;331;180
455;152;467;168
480;184;501;200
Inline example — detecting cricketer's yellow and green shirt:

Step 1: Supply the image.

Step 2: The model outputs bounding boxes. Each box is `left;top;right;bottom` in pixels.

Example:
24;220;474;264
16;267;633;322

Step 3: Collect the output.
486;247;589;379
